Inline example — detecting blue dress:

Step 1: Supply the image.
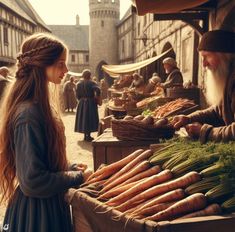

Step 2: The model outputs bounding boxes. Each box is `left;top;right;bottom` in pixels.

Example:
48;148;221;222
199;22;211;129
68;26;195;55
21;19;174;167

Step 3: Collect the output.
74;80;101;133
3;102;83;232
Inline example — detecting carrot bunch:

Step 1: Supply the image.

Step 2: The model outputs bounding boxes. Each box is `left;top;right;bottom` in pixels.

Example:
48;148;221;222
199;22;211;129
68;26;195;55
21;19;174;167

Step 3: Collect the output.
81;138;235;222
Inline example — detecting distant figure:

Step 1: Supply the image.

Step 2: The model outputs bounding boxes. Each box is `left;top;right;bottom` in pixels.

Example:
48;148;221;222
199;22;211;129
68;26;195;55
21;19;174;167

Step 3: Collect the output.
0;66;10;99
75;69;101;141
63;76;77;112
129;73;145;91
144;72;162;96
160;57;183;89
100;78;108;100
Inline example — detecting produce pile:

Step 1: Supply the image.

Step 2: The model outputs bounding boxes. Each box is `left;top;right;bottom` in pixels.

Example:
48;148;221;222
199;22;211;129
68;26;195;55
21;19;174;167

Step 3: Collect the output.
153;98;196;118
82;138;235;223
111;115;175;141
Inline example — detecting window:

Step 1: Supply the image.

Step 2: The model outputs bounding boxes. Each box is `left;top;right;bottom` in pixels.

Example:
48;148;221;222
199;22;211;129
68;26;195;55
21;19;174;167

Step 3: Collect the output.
101;20;104;27
85;55;89;63
3;27;8;45
182;38;190;72
122;40;125;53
137;22;140;36
71;54;75;62
144;15;147;26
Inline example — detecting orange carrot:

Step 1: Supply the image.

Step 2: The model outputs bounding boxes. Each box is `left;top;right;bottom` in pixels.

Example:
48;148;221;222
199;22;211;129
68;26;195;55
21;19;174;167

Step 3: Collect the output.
131;189;185;217
115;171;201;212
105;169;173;207
178;203;221;219
100;160;151;194
118;165;161;187
102;149;153;187
131;202;176;219
145;193;207;222
86;149;144;182
97;179;146;200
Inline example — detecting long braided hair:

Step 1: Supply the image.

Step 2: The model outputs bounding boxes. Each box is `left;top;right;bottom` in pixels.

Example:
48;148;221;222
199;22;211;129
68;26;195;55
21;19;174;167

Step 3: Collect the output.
0;33;68;204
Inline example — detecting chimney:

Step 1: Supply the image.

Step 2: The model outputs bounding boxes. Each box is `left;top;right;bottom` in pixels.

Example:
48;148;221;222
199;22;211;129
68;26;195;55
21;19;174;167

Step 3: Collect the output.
76;15;80;26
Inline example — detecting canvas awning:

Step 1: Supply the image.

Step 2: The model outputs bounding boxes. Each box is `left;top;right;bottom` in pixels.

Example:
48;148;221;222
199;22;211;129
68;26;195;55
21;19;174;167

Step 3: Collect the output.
102;48;172;78
67;71;82;77
132;0;209;15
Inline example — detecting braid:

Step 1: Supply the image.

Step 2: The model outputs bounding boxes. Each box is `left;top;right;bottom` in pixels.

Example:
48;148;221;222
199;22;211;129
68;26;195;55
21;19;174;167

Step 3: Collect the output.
16;41;61;79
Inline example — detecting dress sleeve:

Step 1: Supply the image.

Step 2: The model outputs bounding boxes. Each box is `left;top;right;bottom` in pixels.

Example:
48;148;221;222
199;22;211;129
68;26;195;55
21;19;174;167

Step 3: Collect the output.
14;116;83;198
92;82;101;96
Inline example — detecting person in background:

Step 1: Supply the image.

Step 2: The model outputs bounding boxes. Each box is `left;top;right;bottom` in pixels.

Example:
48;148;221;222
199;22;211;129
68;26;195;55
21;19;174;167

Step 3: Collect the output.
100;78;109;100
0;66;10;99
0;33;92;232
172;29;235;143
160;57;183;89
144;72;162;96
129;72;145;91
75;69;101;142
63;75;77;112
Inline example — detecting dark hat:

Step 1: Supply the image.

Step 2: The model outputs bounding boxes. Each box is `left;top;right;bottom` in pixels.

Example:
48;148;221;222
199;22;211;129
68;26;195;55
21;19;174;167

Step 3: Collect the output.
198;30;235;53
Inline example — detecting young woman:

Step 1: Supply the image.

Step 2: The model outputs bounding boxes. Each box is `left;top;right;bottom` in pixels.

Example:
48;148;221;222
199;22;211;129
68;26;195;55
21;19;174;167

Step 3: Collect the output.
0;33;91;232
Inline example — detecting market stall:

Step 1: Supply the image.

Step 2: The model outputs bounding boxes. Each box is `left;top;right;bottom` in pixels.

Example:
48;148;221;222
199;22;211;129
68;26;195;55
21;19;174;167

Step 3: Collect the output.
68;138;235;232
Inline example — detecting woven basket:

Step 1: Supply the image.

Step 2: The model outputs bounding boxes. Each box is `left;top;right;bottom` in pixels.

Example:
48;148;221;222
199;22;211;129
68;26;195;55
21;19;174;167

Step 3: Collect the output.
111;119;175;141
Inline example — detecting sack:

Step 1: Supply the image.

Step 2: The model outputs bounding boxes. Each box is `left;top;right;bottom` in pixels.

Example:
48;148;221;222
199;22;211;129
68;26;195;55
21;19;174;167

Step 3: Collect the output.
95;95;102;106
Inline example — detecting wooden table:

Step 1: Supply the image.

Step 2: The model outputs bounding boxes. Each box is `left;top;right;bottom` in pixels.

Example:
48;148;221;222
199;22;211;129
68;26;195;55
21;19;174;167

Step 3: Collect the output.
92;129;157;171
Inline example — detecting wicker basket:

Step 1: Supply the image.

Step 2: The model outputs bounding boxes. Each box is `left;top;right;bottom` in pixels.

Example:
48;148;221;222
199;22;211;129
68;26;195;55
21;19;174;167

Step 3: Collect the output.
111;119;175;141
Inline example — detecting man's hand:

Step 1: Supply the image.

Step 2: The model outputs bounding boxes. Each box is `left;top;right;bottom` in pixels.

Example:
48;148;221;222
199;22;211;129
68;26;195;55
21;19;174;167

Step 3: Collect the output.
171;115;190;130
185;123;202;139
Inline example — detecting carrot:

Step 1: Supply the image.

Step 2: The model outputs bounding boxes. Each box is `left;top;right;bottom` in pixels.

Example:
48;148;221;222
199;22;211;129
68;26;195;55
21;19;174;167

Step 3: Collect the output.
130;202;176;219
102;149;153;188
118;165;161;187
131;189;185;217
86;149;144;182
105;169;173;207
97;179;145;200
178;203;221;219
145;193;207;222
115;171;201;212
100;160;151;194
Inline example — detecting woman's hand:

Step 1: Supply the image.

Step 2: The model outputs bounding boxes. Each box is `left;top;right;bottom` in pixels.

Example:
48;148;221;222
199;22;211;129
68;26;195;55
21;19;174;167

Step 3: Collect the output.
185;123;202;139
82;169;93;182
171;115;190;130
74;163;88;172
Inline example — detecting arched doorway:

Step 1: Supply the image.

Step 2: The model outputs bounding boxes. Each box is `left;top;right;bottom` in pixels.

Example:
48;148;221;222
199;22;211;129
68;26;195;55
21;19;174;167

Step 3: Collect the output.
95;60;113;86
140;56;150;83
146;51;158;81
158;42;176;82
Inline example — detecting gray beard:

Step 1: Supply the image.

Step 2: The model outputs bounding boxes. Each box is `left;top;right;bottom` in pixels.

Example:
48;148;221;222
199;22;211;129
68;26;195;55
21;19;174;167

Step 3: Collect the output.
205;61;229;106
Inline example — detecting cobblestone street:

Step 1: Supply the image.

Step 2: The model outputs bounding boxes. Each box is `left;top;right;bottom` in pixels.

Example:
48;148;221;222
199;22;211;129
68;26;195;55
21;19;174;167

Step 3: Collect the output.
0;105;105;224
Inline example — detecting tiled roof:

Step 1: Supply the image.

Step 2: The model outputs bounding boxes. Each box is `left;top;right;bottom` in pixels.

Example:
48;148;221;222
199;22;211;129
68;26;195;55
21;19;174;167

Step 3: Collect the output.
48;25;89;51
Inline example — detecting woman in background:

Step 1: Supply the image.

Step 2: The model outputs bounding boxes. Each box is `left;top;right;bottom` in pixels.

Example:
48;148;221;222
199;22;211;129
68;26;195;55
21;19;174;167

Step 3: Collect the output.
75;69;101;141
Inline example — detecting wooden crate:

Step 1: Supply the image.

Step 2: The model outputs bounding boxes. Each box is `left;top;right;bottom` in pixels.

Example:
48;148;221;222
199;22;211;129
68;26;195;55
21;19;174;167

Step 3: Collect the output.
92;129;157;171
68;189;235;232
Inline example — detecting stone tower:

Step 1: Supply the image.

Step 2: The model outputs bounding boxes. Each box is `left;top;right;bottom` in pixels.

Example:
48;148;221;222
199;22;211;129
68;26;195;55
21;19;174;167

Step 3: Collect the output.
89;0;120;79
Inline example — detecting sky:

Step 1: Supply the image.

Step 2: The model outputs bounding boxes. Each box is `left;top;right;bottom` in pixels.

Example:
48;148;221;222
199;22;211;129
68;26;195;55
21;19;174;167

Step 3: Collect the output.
28;0;132;25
